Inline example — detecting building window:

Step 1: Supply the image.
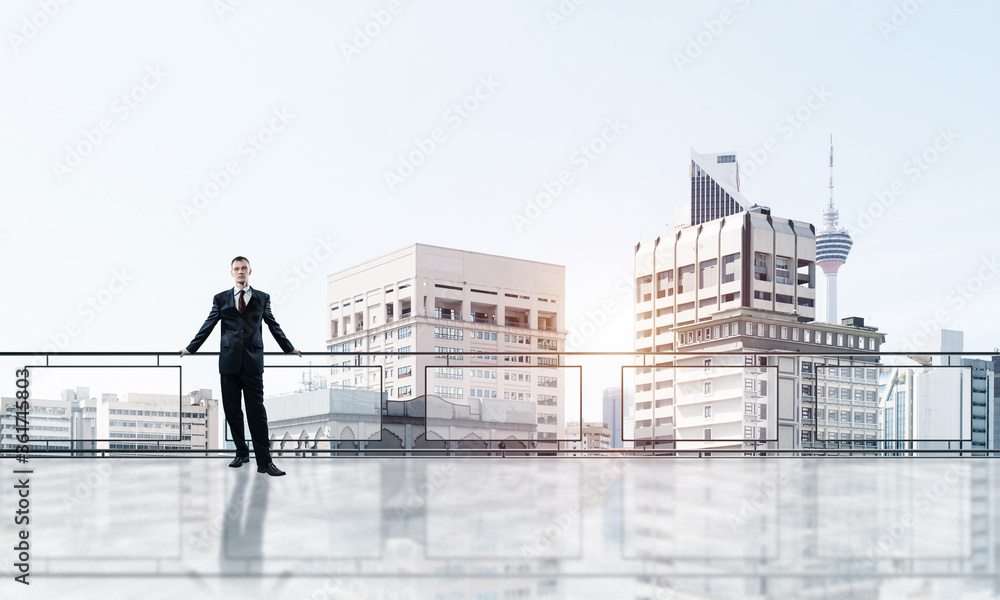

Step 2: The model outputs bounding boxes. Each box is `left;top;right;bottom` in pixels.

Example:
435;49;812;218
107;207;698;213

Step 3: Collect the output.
398;365;412;378
434;386;462;399
537;376;558;388
678;265;695;294
434;327;462;340
745;402;754;415
775;256;791;285
656;269;674;298
636;275;653;302
704;405;713;418
745;379;755;391
397;326;412;339
753;252;770;281
397;386;412;397
744;426;754;438
704;428;712;440
699;259;718;289
722;252;740;283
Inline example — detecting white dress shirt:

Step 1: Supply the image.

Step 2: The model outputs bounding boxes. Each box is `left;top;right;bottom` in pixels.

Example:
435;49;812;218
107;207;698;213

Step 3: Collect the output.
234;286;252;309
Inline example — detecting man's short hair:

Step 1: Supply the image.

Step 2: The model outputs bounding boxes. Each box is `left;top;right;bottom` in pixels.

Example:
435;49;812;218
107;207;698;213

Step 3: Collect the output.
231;256;250;268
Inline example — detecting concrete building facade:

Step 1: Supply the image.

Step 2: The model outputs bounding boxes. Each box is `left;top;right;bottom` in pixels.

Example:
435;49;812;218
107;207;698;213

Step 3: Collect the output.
327;244;567;448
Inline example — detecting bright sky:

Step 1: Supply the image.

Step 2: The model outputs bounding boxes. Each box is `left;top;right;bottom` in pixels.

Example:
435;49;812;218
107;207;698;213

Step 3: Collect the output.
2;0;998;421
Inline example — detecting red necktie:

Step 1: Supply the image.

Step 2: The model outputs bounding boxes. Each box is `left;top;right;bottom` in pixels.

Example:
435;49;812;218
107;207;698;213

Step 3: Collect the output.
238;290;246;314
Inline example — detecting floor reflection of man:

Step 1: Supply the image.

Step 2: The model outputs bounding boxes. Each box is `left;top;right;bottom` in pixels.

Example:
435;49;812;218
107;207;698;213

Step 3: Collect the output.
221;474;270;575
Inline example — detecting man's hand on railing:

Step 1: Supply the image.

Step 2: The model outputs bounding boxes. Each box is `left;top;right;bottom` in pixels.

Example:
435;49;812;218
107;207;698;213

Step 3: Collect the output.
291;349;302;357
179;349;189;356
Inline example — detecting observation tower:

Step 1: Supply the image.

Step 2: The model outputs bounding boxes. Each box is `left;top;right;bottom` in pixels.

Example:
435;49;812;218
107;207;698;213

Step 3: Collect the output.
815;137;853;323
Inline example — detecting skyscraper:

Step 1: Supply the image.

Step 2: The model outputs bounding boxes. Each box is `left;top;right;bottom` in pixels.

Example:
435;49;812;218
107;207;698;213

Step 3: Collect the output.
815;137;853;323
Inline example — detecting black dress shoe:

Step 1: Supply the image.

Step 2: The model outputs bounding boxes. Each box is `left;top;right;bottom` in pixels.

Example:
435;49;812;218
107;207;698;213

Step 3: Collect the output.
257;462;285;476
228;456;250;468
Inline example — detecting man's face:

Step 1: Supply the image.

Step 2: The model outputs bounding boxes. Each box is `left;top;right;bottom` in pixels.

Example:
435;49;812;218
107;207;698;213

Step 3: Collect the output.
231;260;251;287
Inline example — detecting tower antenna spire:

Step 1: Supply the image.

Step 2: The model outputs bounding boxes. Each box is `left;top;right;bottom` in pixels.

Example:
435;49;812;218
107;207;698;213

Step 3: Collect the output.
828;135;834;209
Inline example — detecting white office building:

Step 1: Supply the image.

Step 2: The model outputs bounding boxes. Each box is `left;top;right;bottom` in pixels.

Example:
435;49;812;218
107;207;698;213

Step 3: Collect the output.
880;329;994;455
633;149;883;451
327;244;567;448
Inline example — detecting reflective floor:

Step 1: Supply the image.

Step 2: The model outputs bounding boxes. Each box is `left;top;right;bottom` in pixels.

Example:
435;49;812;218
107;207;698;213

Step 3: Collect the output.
1;456;999;599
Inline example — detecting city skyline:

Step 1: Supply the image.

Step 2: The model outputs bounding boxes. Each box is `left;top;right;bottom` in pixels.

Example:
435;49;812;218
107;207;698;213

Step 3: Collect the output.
2;1;998;427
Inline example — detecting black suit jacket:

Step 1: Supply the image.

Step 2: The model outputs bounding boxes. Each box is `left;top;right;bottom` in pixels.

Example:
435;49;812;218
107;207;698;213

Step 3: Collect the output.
186;288;294;374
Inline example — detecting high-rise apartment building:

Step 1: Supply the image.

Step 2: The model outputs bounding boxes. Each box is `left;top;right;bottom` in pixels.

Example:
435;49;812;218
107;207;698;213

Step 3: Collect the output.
326;244;566;447
633;149;883;451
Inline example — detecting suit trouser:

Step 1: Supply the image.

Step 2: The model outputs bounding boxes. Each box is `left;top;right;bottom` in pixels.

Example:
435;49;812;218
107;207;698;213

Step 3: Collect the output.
220;366;271;467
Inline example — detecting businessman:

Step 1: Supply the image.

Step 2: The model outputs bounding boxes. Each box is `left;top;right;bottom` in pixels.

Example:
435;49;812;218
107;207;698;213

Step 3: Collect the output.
181;256;301;476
